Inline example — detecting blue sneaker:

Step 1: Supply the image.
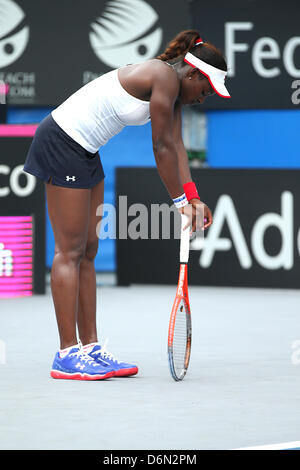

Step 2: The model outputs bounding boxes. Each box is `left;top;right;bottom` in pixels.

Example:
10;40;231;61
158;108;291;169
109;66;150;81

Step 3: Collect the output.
50;342;114;380
84;340;138;377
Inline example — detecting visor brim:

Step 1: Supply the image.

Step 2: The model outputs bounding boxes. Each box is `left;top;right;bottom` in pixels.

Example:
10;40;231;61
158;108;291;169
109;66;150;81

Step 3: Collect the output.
197;68;231;99
210;79;231;99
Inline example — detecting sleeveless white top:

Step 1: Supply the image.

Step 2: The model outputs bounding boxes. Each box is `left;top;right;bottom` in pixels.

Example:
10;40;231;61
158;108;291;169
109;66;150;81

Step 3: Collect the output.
51;68;151;153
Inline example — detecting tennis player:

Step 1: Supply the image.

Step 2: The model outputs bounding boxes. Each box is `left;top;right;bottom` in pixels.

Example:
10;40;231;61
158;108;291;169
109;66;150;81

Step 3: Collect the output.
23;30;230;380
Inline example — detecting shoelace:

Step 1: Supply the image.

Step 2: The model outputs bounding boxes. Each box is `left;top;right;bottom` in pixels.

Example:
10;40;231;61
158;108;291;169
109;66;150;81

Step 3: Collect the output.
69;340;99;367
93;339;121;364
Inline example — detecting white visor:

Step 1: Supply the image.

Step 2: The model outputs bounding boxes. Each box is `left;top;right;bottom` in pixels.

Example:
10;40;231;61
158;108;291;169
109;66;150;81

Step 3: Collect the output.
184;52;231;98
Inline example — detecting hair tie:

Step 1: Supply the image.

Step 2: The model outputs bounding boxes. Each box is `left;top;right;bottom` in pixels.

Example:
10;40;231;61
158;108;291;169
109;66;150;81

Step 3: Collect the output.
194;38;204;45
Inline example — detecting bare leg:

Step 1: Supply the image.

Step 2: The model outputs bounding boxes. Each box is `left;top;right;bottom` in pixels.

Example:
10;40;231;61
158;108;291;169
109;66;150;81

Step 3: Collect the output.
46;182;91;349
77;180;104;345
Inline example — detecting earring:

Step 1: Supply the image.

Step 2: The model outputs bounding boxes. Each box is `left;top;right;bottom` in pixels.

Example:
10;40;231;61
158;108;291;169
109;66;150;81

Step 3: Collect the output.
189;77;192;80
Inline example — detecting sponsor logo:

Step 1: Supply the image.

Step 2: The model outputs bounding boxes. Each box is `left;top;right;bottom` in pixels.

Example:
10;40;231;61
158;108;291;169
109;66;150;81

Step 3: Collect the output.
0;0;29;68
0;71;35;102
291;80;300;105
0;165;36;197
191;191;299;270
66;176;76;182
225;22;300;78
89;0;163;68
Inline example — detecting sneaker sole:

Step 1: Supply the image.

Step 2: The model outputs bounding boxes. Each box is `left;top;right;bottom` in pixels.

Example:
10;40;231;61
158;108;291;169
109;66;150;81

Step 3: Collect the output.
50;370;114;380
114;367;138;377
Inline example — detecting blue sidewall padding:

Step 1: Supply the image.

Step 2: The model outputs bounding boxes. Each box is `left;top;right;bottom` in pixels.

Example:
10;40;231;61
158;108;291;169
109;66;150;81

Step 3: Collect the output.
206;109;300;168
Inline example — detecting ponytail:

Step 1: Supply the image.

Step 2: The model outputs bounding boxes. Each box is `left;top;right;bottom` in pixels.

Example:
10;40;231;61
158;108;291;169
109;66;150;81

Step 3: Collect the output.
157;29;227;72
156;30;200;62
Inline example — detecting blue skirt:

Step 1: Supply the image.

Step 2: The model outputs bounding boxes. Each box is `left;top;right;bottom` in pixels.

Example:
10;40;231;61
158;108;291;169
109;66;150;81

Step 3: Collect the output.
23;113;105;188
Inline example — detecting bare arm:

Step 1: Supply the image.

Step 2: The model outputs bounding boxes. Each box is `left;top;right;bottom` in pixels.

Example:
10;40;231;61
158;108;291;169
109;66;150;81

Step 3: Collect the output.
172;102;214;232
172;102;192;185
150;64;213;231
150;66;183;199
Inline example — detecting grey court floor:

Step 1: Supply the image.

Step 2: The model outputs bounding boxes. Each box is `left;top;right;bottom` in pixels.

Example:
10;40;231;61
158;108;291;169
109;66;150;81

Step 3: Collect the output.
0;281;300;450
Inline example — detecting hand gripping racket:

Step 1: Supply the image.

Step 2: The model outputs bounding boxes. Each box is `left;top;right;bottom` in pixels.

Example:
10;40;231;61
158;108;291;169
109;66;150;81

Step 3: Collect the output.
168;213;191;381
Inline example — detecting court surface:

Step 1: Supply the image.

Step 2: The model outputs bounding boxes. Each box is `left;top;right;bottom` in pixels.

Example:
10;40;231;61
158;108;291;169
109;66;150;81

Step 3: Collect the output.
1;281;300;450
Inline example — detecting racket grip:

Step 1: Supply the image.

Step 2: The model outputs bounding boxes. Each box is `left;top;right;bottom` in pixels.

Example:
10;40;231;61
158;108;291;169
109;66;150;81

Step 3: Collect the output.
180;213;190;263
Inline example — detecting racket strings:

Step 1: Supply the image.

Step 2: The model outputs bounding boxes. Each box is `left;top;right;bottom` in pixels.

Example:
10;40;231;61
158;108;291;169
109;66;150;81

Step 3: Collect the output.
172;300;190;378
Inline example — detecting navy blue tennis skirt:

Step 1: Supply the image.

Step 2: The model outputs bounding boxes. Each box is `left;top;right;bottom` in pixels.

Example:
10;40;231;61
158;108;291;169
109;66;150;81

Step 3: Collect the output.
23;113;105;188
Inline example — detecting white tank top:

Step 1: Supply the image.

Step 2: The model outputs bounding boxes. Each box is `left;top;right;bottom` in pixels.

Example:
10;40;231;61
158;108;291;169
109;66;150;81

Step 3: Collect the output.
51;68;151;153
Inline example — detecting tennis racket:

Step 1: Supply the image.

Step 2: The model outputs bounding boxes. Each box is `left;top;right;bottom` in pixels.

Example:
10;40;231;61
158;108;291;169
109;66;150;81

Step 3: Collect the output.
168;213;191;381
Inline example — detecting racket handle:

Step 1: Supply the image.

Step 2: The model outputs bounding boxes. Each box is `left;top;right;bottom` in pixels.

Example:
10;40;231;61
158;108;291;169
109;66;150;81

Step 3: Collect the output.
180;213;190;264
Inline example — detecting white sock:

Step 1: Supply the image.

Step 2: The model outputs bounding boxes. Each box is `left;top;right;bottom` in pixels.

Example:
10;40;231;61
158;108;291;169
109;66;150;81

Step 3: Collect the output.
82;342;98;354
59;343;78;358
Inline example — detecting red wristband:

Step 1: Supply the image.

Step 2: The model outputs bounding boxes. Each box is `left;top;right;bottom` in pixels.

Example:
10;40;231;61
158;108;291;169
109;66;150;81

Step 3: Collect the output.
183;182;200;202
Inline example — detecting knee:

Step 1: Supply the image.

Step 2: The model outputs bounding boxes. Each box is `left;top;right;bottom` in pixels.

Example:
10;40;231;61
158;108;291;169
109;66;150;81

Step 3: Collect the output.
84;239;99;262
55;243;86;266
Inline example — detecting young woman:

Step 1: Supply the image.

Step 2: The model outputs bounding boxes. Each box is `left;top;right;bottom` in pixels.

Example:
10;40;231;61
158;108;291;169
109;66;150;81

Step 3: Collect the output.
23;30;230;380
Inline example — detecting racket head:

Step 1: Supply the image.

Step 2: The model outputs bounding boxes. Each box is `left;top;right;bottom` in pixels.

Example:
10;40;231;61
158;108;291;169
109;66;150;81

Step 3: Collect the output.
168;264;192;381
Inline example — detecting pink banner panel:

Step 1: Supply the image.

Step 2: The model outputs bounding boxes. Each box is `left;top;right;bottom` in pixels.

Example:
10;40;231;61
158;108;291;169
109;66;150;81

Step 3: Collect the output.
0;83;9;95
4;243;33;250
1;291;32;298
0;216;34;298
0;223;33;230
8;270;32;277
0;125;37;137
9;252;32;258
0;231;33;237
12;257;32;263
1;284;32;291
0;216;33;222
0;277;33;285
0;237;33;244
9;264;32;270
